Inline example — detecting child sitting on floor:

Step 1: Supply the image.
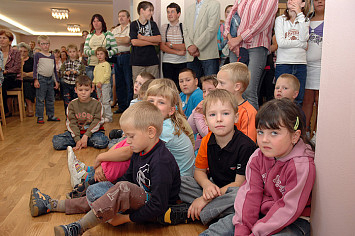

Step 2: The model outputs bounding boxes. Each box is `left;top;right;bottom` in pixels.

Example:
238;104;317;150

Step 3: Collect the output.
202;98;316;235
52;75;108;150
188;75;218;150
30;101;182;236
159;89;256;226
217;62;257;142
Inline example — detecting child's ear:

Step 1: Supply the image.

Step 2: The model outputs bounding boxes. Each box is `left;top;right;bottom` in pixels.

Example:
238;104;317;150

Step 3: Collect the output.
194;78;199;87
234;112;239;124
292;90;299;99
234;82;242;93
169;106;176;117
147;126;157;138
74;87;78;94
292;130;301;145
90;86;95;93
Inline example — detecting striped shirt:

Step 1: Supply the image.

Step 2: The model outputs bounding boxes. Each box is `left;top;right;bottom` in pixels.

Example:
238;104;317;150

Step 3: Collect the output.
224;0;278;51
161;22;186;64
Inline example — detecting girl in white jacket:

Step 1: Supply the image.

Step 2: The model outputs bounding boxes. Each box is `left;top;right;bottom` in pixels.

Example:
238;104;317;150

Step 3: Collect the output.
275;0;310;104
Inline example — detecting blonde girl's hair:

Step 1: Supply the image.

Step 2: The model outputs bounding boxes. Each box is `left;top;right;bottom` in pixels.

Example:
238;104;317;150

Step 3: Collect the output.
145;80;189;137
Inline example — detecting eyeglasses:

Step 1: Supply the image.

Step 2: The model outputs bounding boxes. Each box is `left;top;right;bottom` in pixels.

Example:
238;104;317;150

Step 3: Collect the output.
40;42;50;45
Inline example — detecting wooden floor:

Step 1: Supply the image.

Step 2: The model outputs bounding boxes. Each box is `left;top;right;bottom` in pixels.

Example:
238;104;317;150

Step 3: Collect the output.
0;101;207;236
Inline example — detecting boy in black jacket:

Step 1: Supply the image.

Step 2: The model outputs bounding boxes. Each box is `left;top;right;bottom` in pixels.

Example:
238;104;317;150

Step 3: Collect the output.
29;101;181;236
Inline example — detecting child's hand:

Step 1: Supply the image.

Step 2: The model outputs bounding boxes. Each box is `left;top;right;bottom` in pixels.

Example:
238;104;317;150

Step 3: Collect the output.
65;71;71;76
195;101;204;114
94;165;107;182
203;183;221;201
94;155;102;169
188;196;209;221
54;81;60;89
73;135;88;150
34;79;40;88
97;82;102;89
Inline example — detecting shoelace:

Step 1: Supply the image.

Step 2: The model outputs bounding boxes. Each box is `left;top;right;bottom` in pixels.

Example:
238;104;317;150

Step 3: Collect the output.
64;223;81;236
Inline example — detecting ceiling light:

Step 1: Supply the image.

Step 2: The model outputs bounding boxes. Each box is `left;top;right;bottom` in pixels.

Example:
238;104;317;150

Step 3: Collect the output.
67;24;80;33
51;8;69;20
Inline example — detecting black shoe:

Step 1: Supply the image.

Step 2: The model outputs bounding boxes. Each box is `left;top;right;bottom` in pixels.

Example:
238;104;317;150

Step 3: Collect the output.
29;188;53;217
157;203;191;225
113;107;127;114
66;181;90;199
48;116;60;121
109;129;123;140
54;222;82;236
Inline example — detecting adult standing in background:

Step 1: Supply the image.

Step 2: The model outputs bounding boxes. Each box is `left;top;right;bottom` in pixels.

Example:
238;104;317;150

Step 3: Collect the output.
160;3;186;90
18;42;35;117
184;0;220;79
84;14;119;82
0;29;21;117
112;10;133;114
224;0;278;109
79;30;89;66
29;40;35;58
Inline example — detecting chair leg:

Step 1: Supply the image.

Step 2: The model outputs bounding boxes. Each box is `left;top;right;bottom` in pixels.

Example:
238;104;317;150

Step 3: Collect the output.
18;94;24;122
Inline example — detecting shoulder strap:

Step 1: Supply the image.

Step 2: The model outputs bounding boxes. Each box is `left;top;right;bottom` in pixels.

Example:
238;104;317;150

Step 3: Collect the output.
179;23;184;44
165;24;170;42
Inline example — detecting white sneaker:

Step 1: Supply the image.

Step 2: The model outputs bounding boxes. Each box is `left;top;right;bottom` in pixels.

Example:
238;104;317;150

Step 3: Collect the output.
104;118;112;123
67;146;87;188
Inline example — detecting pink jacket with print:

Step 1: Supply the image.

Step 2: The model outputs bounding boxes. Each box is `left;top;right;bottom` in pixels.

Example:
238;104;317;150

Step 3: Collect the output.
233;139;315;236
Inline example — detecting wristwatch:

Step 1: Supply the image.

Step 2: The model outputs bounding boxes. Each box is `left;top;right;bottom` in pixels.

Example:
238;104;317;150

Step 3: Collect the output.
169;42;173;49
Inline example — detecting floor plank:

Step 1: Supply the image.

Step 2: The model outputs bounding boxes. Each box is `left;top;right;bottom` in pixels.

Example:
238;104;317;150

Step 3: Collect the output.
0;101;208;235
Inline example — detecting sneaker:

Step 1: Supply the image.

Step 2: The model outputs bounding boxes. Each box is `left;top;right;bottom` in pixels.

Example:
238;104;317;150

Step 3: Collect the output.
67;147;87;188
29;188;53;217
104;118;112;123
48;116;60;121
54;222;83;236
37;117;44;124
66;181;90;199
157;203;191;225
109;129;123;140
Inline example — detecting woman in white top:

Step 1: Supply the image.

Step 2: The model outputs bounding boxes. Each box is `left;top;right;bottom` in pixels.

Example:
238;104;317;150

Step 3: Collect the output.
302;0;325;138
274;0;310;104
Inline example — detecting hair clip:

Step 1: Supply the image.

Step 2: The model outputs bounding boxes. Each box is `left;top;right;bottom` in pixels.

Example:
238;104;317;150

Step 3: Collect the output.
294;116;299;131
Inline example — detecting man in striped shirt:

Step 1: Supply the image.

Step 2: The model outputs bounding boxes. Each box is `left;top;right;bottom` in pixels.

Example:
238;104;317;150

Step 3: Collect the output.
160;3;187;90
224;0;278;110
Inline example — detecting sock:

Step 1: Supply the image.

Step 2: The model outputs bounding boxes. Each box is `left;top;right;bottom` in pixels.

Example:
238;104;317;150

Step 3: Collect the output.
81;172;89;182
50;199;66;212
77;210;101;232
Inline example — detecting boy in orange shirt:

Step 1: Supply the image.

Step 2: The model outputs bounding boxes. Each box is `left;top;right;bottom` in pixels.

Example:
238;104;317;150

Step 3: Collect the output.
216;62;257;142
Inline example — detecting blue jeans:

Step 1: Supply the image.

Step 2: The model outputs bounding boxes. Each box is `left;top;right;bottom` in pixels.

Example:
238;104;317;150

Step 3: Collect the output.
187;58;219;79
86;181;114;205
242;47;268;110
35;74;55;118
275;64;307;105
52;131;109;150
61;82;77;114
85;65;97;98
114;54;133;110
201;214;310;236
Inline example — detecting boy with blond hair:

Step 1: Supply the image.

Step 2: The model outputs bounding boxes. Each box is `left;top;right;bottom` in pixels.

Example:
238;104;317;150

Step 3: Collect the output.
33;35;60;124
216;62;257;142
274;73;300;101
159;89;256;226
52;75;108;150
59;44;86;113
31;101;181;236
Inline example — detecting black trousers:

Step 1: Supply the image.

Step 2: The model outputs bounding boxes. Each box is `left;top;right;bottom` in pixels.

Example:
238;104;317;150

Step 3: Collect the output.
162;62;187;91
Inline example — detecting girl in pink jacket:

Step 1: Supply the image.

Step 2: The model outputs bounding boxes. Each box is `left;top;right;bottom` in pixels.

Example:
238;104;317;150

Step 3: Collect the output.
201;98;315;236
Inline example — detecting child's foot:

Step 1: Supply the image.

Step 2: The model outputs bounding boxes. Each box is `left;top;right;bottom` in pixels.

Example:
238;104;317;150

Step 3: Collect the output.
66;181;90;199
48;116;60;121
29;188;53;217
67;147;87;188
37;117;44;124
157;203;191;225
54;222;83;236
109;129;123;140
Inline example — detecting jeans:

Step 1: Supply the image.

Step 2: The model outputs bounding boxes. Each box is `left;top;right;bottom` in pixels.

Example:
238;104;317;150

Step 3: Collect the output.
187;58;219;79
242;47;268;110
61;82;77;114
162;62;187;91
275;64;307;105
35;74;55;118
201;214;310;236
85;65;97;98
52;131;109;150
115;54;133;110
86;181;114;205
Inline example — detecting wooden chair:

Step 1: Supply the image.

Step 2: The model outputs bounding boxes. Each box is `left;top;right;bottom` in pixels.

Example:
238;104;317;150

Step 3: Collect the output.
0;87;6;126
0;120;4;140
7;80;26;122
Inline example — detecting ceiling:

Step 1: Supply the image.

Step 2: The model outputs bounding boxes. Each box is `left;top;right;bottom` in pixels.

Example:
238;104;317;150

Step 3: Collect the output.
0;0;114;35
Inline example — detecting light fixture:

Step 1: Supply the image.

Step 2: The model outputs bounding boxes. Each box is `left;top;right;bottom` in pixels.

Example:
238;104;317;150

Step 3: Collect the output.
67;24;80;33
51;8;69;20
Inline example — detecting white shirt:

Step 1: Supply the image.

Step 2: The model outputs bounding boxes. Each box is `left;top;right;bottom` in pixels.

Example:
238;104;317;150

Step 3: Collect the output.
111;24;131;53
